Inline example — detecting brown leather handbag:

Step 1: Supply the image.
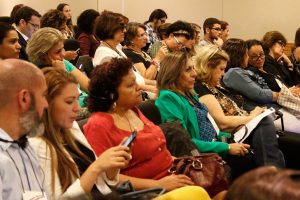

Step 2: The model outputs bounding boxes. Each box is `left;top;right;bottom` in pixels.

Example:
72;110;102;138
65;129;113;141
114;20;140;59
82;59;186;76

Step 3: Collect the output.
168;153;228;197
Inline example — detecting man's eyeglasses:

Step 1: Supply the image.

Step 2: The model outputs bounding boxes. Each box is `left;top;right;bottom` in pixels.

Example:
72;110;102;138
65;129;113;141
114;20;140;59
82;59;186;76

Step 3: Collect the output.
28;22;40;30
211;27;222;32
250;53;265;62
174;36;185;48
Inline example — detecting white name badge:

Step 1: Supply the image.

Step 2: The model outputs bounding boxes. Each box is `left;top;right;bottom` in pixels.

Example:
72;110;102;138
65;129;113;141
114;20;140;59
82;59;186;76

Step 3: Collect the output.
22;191;48;200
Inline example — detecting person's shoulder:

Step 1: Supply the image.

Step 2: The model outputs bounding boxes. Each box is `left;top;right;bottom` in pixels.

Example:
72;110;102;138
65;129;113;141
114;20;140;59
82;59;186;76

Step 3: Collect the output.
85;112;114;128
194;81;212;96
29;137;49;154
158;90;180;99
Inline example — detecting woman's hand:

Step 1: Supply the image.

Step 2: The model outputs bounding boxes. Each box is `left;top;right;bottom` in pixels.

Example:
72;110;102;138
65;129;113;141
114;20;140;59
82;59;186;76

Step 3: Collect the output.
157;174;194;191
94;145;131;173
51;58;66;71
64;50;78;61
278;53;293;68
155;44;169;62
289;86;300;97
229;143;250;156
249;106;265;117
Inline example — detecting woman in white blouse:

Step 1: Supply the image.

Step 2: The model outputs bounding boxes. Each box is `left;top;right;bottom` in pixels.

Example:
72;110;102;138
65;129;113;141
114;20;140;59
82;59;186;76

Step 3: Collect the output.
29;67;131;200
93;11;157;96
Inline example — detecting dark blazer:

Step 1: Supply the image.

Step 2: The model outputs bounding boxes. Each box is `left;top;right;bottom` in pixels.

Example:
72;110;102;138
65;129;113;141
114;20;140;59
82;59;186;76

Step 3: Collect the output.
17;31;28;61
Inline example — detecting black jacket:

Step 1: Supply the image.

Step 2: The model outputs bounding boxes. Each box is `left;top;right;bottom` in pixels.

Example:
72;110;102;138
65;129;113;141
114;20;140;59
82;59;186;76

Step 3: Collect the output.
17;31;28;61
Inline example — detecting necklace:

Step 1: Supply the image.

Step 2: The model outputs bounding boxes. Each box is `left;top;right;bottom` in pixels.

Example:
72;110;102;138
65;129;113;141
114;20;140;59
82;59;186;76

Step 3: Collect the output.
113;111;134;132
102;41;124;57
128;47;152;62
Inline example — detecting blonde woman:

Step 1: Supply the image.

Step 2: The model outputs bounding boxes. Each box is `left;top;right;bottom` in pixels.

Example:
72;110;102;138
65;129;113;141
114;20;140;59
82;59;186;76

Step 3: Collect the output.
193;45;284;168
26;27;89;107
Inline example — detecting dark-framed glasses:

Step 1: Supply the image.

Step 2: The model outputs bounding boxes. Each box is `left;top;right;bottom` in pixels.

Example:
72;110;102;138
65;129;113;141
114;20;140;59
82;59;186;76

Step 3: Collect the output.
250;53;265;61
28;22;40;30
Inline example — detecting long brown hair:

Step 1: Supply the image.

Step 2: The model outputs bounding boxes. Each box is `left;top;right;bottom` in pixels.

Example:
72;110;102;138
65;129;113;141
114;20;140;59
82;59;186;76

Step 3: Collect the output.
41;67;92;194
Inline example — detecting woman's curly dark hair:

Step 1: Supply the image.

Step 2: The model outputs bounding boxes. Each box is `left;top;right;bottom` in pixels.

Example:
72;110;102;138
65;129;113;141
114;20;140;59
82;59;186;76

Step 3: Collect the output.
88;58;133;112
77;9;100;35
41;9;66;29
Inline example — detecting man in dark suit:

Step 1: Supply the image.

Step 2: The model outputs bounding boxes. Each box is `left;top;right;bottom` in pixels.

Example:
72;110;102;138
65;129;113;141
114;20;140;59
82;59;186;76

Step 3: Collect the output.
14;6;41;61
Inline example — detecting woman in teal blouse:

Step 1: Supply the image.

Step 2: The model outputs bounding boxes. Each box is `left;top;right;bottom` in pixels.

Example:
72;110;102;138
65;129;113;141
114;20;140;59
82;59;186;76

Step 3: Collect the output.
155;52;249;158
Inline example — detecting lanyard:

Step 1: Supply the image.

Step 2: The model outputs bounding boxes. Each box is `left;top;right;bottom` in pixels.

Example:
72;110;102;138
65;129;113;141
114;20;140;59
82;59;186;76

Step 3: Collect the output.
5;148;44;193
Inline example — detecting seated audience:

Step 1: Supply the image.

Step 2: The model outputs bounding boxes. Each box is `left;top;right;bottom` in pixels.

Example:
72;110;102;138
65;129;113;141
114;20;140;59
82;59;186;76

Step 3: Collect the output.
41;9;78;61
30;67;130;199
193;45;284;167
199;18;223;47
224;166;300;200
93;10;157;97
262;31;299;87
144;9;168;51
76;9;100;58
14;6;41;60
155;51;251;158
223;39;300;133
26;27;89;107
147;20;194;59
92;10;129;66
57;3;74;39
84;58;194;191
123;22;162;79
0;22;21;59
0;59;48;200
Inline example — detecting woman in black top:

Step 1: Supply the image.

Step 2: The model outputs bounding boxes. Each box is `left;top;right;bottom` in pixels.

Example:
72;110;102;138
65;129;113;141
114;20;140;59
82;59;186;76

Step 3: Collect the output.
123;22;164;80
262;31;299;87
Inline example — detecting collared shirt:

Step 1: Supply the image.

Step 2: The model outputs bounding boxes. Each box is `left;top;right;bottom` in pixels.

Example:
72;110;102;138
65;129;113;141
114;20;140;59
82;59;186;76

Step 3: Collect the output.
16;29;29;41
145;22;159;50
0;128;47;200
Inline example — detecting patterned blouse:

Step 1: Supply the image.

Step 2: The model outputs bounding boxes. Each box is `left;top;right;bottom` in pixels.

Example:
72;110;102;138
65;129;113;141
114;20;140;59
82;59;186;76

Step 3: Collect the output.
195;82;248;116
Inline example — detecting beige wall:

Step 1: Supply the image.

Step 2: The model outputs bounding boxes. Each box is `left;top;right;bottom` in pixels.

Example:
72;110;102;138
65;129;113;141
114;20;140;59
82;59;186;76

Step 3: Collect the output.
1;0;299;41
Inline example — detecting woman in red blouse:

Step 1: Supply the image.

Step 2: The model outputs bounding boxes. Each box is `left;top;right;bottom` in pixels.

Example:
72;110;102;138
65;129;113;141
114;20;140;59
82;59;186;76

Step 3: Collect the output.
84;57;193;191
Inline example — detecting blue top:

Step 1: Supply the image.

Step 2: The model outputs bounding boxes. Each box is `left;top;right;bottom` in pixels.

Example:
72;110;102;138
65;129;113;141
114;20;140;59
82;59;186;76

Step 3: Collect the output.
0;128;47;200
223;67;273;104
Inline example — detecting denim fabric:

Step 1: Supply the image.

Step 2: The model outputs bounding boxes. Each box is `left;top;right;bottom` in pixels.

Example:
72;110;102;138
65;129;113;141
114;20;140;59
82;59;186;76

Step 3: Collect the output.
244;116;285;168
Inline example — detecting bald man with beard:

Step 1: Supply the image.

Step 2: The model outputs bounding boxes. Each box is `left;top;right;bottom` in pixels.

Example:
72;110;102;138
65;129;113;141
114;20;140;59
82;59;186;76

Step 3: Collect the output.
0;59;48;200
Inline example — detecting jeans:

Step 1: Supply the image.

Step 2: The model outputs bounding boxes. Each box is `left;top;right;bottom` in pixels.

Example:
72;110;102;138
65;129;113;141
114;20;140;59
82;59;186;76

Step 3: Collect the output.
244;116;285;168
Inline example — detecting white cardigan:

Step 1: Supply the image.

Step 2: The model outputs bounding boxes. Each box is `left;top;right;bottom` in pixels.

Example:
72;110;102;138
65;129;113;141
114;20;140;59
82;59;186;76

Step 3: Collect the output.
29;121;118;200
